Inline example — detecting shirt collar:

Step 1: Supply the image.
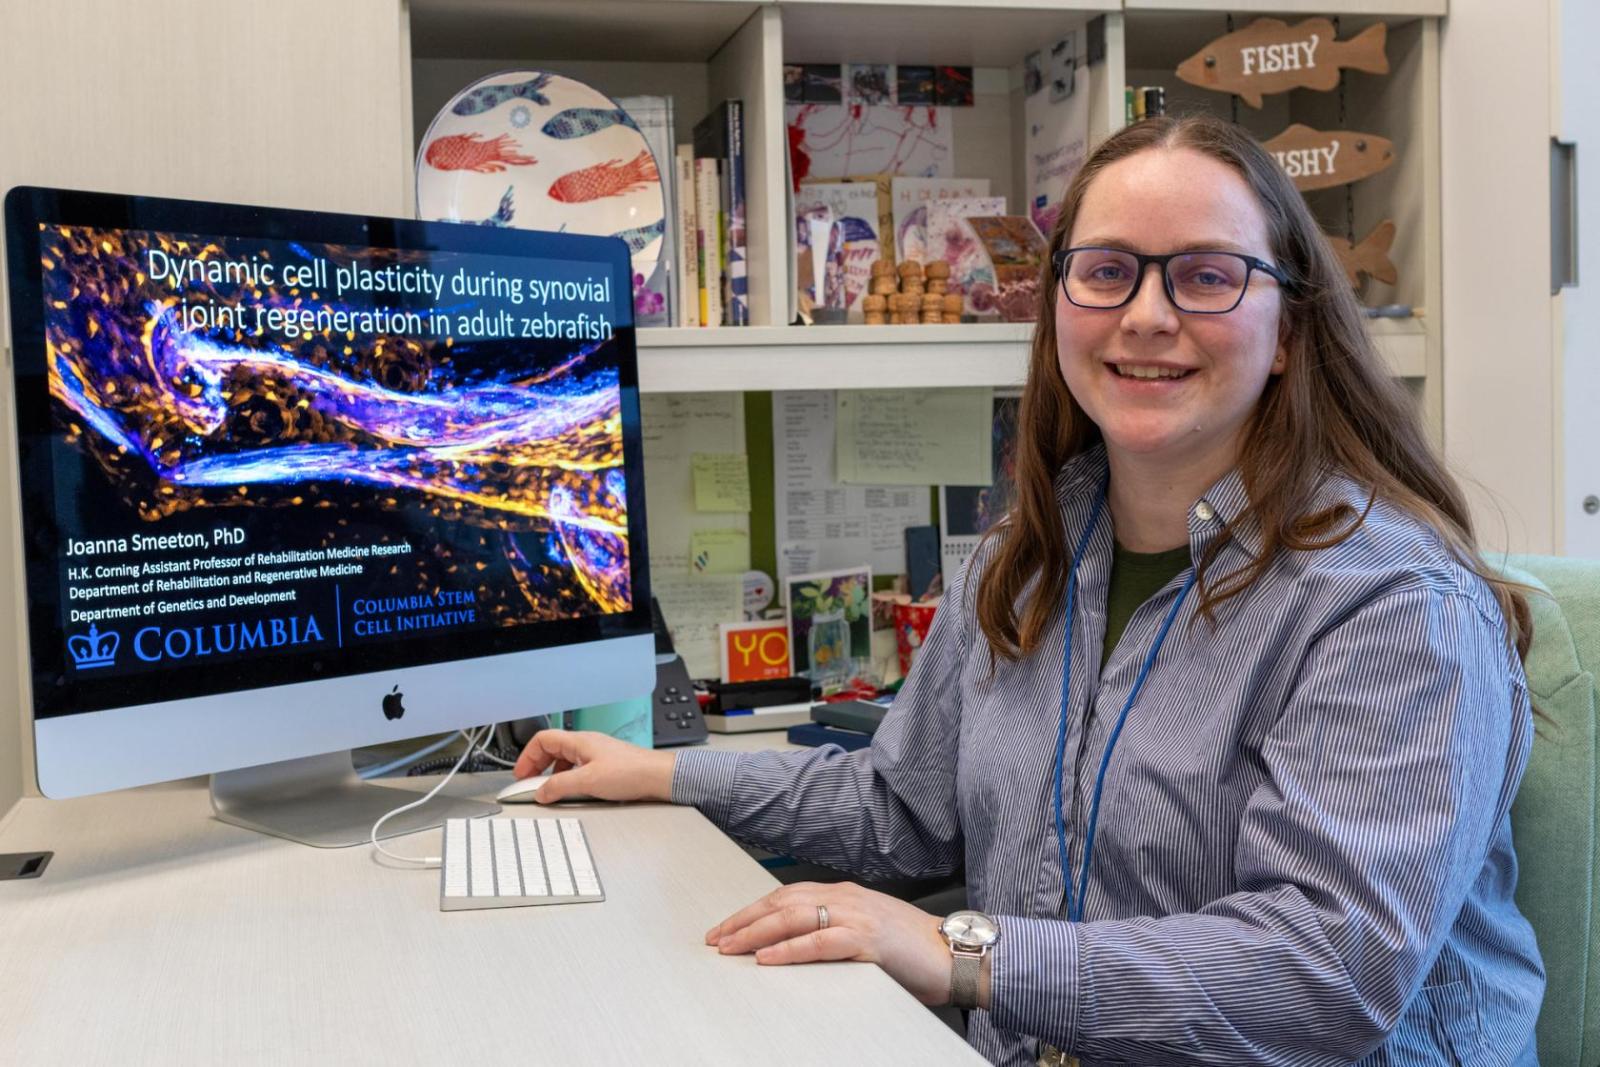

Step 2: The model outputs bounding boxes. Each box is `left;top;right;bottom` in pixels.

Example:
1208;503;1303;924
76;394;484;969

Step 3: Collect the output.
1192;465;1261;562
1052;445;1263;565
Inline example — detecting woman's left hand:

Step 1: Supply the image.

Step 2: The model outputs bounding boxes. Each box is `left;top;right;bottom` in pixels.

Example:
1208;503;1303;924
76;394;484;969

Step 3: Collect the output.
705;881;953;1006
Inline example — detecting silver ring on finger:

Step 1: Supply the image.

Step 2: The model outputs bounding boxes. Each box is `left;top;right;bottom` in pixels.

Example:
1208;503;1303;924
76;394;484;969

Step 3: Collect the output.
816;904;830;931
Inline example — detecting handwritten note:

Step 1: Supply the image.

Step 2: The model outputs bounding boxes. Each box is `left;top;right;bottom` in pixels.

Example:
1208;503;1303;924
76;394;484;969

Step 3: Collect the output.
641;394;748;574
690;528;751;575
835;388;993;486
652;573;745;679
692;452;752;512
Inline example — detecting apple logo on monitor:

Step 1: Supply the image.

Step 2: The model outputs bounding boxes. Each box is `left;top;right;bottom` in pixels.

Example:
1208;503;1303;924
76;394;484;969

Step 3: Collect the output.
382;686;406;721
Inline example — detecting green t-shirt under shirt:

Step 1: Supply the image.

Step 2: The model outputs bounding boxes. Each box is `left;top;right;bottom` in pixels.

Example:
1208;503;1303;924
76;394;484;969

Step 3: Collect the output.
1101;542;1192;670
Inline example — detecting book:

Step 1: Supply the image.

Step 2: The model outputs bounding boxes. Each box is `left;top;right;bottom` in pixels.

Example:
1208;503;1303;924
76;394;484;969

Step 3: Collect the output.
702;701;813;734
615;95;677;326
694;156;724;328
786;721;872;752
674;145;700;327
694;100;749;325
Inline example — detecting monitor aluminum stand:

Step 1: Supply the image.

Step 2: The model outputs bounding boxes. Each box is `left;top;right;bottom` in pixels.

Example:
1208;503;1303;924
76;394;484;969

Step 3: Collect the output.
210;750;499;848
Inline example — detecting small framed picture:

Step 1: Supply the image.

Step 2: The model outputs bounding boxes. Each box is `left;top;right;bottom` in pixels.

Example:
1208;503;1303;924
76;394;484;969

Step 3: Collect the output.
935;66;974;107
802;64;843;103
847;63;894;105
784;64;806;103
786;566;872;684
896;65;936;105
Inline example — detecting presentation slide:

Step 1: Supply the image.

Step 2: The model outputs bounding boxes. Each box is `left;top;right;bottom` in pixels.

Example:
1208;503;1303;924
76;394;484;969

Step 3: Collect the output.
39;224;633;683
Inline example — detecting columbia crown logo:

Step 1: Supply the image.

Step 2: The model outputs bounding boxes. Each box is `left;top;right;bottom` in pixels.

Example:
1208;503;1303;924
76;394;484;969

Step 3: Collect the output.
69;624;119;669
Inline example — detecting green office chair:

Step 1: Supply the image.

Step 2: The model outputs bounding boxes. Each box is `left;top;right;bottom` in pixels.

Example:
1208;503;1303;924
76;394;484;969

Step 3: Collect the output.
1502;555;1600;1066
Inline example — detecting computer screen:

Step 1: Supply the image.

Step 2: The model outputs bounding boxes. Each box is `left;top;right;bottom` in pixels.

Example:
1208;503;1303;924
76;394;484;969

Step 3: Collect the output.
4;186;654;805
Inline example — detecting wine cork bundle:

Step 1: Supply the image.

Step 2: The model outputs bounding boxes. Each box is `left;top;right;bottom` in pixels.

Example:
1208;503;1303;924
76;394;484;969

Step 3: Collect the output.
862;259;963;325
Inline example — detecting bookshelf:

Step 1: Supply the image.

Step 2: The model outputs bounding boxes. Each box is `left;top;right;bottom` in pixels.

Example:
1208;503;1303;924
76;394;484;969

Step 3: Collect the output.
406;0;1440;405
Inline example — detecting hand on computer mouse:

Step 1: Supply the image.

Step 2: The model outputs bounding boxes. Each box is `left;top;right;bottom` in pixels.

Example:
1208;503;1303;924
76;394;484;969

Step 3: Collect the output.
511;729;676;804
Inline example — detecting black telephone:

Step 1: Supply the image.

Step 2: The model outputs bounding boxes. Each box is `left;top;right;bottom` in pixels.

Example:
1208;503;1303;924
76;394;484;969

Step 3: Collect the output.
650;598;707;747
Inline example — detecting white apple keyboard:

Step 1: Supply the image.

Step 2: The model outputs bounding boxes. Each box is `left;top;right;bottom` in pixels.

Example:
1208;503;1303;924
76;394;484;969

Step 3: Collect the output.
440;816;604;911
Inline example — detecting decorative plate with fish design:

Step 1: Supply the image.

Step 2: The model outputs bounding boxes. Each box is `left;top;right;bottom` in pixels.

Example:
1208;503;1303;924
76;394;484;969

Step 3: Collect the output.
416;70;666;291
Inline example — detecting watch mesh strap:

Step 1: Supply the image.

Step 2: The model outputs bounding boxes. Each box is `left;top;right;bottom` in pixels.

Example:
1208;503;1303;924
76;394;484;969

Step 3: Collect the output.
950;950;982;1010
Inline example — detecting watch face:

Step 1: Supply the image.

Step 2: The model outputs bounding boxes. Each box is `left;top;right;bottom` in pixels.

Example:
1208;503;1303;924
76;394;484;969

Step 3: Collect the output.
942;910;1000;949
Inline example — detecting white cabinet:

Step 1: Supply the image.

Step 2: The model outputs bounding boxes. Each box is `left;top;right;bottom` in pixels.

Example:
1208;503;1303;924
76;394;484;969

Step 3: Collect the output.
1555;0;1600;556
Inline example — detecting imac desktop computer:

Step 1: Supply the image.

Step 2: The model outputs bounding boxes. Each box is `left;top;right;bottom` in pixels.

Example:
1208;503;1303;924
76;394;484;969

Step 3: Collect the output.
2;186;654;845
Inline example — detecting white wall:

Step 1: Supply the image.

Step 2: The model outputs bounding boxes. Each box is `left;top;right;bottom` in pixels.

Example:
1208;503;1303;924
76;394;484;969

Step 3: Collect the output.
0;0;413;813
1440;0;1557;554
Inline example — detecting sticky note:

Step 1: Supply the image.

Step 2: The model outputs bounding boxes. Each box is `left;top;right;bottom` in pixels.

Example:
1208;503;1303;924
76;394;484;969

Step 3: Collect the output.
690;528;751;575
692;452;752;512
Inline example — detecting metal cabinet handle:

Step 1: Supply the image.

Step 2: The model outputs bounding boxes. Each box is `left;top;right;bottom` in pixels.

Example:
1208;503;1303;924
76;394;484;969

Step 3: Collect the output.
1552;138;1579;295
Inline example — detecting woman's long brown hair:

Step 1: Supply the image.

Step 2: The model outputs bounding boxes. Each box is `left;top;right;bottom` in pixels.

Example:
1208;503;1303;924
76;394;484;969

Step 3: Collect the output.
975;115;1532;664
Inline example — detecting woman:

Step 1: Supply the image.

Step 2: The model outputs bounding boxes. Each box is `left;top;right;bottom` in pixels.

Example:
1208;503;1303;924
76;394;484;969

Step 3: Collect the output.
515;115;1545;1065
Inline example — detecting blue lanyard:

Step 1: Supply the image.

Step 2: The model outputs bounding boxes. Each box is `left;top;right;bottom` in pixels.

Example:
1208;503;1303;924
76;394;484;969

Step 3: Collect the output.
1052;494;1198;924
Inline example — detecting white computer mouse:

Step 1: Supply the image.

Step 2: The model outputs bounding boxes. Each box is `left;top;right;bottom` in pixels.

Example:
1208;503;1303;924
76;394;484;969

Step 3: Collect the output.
495;774;594;804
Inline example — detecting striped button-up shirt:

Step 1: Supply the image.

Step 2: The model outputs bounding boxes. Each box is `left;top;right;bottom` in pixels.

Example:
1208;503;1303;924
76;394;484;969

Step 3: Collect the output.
674;445;1544;1065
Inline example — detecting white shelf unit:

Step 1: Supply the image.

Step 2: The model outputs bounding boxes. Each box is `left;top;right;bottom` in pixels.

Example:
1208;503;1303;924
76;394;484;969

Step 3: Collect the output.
407;0;1439;402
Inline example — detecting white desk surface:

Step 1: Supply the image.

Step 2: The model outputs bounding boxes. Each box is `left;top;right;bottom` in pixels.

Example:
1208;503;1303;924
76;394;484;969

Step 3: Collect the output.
0;744;976;1066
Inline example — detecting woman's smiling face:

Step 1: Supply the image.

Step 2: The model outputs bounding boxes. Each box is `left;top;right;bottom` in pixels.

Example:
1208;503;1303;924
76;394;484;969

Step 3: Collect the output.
1056;146;1287;473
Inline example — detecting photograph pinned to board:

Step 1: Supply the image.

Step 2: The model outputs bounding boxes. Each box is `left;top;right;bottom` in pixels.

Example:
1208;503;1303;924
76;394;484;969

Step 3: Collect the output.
786;566;873;686
939;393;1022;584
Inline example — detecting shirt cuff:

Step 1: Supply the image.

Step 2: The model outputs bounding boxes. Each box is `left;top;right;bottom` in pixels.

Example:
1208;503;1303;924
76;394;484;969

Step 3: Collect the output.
987;915;1081;1051
670;747;743;824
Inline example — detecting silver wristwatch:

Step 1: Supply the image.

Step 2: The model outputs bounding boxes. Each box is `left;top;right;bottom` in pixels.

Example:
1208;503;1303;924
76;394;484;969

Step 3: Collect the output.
940;909;1000;1010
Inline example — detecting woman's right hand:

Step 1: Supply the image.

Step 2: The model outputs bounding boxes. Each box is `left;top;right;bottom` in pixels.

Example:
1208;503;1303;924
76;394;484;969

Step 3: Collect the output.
511;729;676;804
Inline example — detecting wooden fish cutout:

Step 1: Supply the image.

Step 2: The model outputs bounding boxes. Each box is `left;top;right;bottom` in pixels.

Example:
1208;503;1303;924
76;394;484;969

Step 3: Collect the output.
1176;18;1388;109
1328;220;1398;288
1262;124;1394;192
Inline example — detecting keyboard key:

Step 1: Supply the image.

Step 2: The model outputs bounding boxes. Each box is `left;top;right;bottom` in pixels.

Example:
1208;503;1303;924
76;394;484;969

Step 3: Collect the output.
513;819;547;896
492;819;522;897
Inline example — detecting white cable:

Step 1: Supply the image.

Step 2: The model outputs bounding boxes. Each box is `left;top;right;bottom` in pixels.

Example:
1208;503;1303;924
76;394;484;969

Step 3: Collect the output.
461;730;518;768
357;732;461;779
369;723;494;868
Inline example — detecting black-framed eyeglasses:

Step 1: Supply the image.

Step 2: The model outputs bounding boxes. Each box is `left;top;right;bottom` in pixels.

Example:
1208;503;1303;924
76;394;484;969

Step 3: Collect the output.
1052;246;1293;314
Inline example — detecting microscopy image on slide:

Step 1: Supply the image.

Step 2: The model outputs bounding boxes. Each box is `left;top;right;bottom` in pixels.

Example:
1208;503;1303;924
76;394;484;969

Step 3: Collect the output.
40;225;632;634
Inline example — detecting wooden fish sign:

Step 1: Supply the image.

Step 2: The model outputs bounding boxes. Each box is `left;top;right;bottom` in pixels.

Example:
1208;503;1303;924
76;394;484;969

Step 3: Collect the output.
1328;220;1398;288
1176;18;1388;109
1263;124;1394;192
